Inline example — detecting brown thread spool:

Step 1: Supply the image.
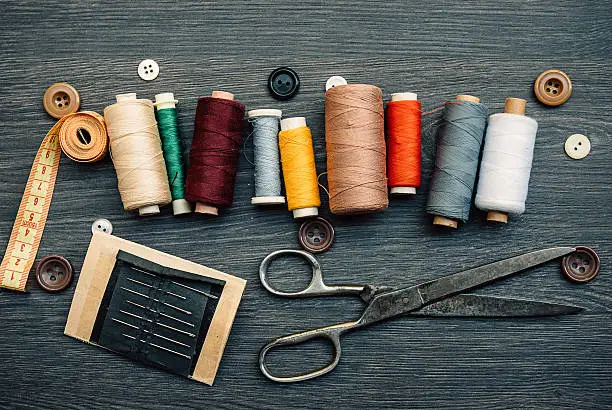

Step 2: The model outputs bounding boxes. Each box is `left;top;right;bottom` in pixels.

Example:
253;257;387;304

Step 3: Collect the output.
432;94;480;229
486;97;526;224
194;90;235;216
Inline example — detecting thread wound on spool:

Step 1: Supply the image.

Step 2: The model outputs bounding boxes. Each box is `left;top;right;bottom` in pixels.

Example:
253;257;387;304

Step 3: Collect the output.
325;84;388;214
278;124;321;212
59;112;108;163
386;98;421;192
475;112;538;216
104;98;171;212
155;96;190;215
185;97;245;208
426;99;487;223
248;110;285;204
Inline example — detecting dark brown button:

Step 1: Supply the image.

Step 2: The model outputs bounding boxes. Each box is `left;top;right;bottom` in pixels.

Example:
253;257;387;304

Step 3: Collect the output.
35;254;73;292
534;69;572;107
43;82;80;118
298;217;334;253
561;246;600;283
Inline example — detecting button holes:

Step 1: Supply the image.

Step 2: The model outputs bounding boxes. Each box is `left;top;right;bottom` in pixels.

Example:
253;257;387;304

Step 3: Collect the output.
307;232;314;238
58;103;63;108
546;88;551;93
576;255;582;261
320;232;325;238
56;97;62;102
572;263;578;268
149;65;152;68
579;267;585;273
552;90;558;94
313;238;320;243
277;79;282;85
574;147;578;150
578;142;582;145
98;225;102;228
50;275;57;281
47;269;53;274
547;81;553;86
584;260;589;265
58;272;64;278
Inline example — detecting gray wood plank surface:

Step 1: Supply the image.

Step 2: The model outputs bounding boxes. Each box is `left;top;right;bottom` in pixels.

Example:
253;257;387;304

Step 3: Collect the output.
0;0;610;408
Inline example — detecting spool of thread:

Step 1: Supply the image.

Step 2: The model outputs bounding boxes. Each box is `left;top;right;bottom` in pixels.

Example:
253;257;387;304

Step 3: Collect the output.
185;91;245;215
104;93;171;216
426;95;488;228
154;92;191;216
325;84;388;214
475;98;538;223
247;109;285;206
278;117;320;218
386;92;422;195
58;112;108;162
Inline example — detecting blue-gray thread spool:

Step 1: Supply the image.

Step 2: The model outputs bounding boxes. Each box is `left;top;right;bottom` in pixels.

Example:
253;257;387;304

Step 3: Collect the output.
426;96;488;226
247;109;286;205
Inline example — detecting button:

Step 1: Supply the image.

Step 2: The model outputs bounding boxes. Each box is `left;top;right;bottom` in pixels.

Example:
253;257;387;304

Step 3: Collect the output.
43;83;80;119
138;59;159;81
534;69;572;106
326;76;347;91
564;134;591;159
92;218;113;235
36;254;74;292
268;67;300;100
561;246;600;283
298;217;334;253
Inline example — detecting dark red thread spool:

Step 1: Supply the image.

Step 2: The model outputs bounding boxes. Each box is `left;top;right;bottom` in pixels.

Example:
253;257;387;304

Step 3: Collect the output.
185;91;245;214
386;92;422;195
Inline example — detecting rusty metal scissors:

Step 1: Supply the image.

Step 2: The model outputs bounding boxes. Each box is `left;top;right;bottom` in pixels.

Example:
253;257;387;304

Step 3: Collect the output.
258;247;581;383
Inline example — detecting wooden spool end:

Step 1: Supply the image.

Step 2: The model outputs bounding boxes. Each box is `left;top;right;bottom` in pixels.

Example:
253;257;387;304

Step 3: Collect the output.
433;215;458;229
504;97;526;115
487;210;508;223
456;94;480;103
195;90;236;215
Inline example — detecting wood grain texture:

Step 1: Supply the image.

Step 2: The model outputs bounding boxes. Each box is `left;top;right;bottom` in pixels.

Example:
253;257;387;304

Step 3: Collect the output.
0;0;610;408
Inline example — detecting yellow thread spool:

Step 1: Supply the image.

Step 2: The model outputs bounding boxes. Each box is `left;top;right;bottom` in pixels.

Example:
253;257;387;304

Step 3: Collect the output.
278;117;321;219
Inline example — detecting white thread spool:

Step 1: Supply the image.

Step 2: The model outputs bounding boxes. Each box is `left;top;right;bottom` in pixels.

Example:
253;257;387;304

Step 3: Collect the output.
248;109;285;206
194;90;235;216
280;117;318;219
112;93;164;216
389;92;418;195
475;98;538;223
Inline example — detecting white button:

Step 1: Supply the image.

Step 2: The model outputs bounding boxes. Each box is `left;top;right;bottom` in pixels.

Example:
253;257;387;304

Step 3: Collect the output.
138;59;159;81
92;218;113;235
326;76;347;91
564;134;590;159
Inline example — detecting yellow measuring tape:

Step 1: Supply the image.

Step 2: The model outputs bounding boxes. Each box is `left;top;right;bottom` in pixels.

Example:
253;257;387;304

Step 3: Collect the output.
0;112;107;291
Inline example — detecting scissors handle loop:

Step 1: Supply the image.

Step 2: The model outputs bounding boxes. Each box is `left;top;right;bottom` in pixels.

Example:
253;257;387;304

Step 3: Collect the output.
259;321;357;383
259;249;364;298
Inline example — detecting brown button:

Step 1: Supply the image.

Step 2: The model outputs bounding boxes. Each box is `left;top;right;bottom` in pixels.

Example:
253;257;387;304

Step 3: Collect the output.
298;217;334;253
534;69;572;107
35;254;74;292
43;82;80;118
561;246;600;283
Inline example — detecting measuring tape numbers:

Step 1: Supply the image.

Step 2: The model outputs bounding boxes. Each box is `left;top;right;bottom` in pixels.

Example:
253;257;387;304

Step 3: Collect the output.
0;112;107;291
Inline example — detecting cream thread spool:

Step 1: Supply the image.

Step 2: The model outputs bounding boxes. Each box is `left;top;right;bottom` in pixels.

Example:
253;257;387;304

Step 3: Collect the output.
280;117;319;219
389;92;419;195
110;93;167;216
194;90;235;216
248;109;285;206
432;94;481;229
476;98;537;223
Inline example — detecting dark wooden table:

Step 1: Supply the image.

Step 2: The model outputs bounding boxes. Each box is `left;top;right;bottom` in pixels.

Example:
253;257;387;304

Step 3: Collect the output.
0;1;609;408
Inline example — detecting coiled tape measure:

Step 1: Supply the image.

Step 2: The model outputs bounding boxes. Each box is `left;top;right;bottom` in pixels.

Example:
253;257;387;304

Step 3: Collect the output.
0;85;107;291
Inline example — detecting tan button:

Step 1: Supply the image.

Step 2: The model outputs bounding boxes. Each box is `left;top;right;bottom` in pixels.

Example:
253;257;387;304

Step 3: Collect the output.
564;134;590;159
43;83;80;118
534;70;572;106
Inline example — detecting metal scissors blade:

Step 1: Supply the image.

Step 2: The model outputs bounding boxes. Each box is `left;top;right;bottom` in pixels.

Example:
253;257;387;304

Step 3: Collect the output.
259;246;576;383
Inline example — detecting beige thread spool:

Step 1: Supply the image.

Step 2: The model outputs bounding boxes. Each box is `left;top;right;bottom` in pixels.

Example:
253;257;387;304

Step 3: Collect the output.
194;90;235;216
105;93;171;216
485;97;527;224
432;94;480;229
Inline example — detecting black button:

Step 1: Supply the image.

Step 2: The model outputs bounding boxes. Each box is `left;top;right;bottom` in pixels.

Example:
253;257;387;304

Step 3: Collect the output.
36;254;74;292
561;246;600;283
298;217;334;253
268;67;300;100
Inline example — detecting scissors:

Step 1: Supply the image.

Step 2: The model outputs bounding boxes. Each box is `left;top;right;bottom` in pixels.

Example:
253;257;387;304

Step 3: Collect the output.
258;247;581;383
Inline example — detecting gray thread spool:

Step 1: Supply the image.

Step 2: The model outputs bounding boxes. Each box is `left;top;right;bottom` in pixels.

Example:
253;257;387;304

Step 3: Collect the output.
248;109;285;205
426;95;488;228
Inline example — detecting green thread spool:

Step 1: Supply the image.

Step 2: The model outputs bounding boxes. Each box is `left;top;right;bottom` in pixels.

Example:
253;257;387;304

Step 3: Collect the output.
154;92;191;215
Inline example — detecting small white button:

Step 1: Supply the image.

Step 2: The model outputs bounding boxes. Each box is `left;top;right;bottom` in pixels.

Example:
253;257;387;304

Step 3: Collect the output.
326;76;347;91
565;134;590;159
138;59;159;81
92;218;113;235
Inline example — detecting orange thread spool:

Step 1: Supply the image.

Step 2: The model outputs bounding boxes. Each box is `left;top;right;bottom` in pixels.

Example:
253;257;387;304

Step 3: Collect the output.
386;92;421;195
